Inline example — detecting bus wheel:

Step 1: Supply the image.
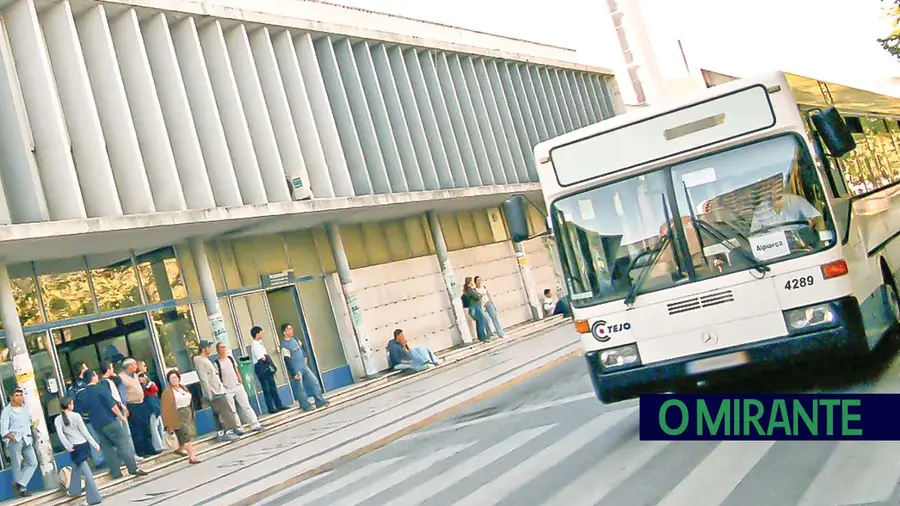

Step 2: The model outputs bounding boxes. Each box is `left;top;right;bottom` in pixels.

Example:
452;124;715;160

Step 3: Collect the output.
886;282;900;329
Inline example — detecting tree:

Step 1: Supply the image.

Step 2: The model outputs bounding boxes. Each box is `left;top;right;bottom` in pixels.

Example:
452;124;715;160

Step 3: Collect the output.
879;0;900;60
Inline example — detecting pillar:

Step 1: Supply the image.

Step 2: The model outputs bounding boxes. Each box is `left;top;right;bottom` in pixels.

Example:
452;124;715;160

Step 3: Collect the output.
0;264;58;489
426;211;473;346
513;242;542;320
188;238;229;347
326;223;378;378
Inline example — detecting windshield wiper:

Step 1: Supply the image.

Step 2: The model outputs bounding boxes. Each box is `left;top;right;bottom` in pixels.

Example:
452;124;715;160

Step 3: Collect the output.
624;234;671;306
691;217;770;274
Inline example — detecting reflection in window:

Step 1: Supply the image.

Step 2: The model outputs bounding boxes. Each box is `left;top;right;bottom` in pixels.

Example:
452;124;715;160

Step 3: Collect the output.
136;247;187;303
38;265;95;322
152;305;199;375
9;272;42;329
88;254;141;312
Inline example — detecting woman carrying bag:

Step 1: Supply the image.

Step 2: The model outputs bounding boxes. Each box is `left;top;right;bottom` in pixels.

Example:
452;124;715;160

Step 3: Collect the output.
160;369;201;464
54;396;102;505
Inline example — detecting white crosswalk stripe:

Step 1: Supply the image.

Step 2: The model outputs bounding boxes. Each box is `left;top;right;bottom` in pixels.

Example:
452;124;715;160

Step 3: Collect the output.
282;456;404;506
797;441;900;506
380;425;557;506
453;406;638;506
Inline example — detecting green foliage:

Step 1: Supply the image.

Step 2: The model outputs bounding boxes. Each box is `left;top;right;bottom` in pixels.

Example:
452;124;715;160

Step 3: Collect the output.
878;0;900;60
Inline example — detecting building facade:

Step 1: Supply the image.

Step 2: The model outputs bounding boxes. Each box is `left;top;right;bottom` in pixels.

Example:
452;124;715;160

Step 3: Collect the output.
0;0;618;495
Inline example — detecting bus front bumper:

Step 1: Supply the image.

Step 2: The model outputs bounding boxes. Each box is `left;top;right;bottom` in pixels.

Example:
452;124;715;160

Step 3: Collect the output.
586;296;868;403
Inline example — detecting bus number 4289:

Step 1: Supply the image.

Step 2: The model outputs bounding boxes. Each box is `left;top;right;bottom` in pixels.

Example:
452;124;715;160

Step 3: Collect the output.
785;276;815;290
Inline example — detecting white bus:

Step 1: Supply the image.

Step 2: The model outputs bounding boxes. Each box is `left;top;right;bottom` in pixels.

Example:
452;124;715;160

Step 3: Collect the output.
504;71;900;403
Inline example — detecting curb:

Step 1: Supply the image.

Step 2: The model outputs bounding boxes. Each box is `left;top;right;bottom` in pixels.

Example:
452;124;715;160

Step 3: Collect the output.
18;317;570;506
229;347;583;506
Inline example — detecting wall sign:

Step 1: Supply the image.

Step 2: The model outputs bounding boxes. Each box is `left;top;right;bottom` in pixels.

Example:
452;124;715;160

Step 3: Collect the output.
261;270;296;288
209;312;228;345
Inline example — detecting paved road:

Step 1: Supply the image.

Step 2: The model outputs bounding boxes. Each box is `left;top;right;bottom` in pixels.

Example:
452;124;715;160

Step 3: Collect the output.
254;335;900;506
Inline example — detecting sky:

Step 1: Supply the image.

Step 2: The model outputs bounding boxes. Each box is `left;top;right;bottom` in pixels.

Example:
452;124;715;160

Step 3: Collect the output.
326;0;900;95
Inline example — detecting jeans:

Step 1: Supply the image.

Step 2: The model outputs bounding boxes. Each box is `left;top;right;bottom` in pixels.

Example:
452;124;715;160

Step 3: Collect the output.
7;439;37;488
394;347;439;373
126;402;154;457
289;365;326;410
468;305;490;341
85;423;105;466
149;413;168;452
226;385;260;427
254;362;285;414
484;301;505;337
68;460;102;504
96;420;138;479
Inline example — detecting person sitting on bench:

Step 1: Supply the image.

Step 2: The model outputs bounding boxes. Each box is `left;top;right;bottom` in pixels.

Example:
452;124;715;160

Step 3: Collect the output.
386;329;441;373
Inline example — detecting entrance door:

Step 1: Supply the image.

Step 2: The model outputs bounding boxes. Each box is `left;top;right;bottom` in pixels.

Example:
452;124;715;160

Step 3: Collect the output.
266;287;321;381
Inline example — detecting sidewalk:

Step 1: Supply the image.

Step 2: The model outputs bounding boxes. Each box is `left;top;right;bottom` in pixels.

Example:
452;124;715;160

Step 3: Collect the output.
13;316;576;506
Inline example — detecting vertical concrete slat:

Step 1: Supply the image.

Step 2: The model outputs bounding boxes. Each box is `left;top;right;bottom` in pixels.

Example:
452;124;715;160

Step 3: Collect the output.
169;17;242;207
248;27;312;200
498;62;539;181
140;13;216;210
486;59;529;183
198;20;268;205
555;69;581;129
418;50;468;188
577;72;601;124
110;9;187;212
459;56;505;184
403;48;453;190
434;52;481;187
0;18;48;223
594;75;617;119
77;5;158;215
270;32;333;199
473;58;518;184
332;37;389;194
524;65;556;139
447;54;492;186
39;1;121;219
223;24;291;204
547;68;575;132
387;45;438;191
535;67;565;136
352;41;408;194
369;43;424;192
310;35;371;196
565;71;590;127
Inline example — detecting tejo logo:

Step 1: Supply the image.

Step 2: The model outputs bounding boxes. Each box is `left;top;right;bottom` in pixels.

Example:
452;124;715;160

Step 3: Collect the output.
591;319;631;343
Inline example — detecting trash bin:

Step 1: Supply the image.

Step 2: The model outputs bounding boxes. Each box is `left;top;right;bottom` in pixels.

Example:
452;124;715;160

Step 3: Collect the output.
236;356;257;407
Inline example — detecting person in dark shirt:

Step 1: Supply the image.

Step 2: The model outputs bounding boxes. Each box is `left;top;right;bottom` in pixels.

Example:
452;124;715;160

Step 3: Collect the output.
386;329;441;373
80;371;147;479
70;364;105;468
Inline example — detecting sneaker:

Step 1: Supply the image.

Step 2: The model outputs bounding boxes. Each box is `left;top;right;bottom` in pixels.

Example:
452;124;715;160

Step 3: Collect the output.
232;428;245;436
252;425;265;432
131;469;149;477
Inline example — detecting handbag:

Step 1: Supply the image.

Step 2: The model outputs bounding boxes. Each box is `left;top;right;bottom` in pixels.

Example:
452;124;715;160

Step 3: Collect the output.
265;356;278;375
165;431;179;449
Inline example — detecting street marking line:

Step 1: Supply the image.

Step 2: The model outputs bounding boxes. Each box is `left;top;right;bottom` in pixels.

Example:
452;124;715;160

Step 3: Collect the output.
225;347;583;506
797;441;900;506
315;443;474;506
265;457;403;506
401;393;595;441
454;406;637;506
656;441;775;506
253;470;334;506
543;436;671;506
381;425;557;506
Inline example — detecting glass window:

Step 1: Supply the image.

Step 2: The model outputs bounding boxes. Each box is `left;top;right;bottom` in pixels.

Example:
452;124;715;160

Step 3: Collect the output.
35;258;96;321
551;134;837;308
87;253;141;312
2;263;43;329
152;305;199;374
136;247;188;303
231;293;287;385
191;299;240;352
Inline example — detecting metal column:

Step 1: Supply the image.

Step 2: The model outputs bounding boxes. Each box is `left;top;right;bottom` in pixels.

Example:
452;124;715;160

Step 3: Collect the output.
426;211;473;346
326;223;378;377
0;264;58;488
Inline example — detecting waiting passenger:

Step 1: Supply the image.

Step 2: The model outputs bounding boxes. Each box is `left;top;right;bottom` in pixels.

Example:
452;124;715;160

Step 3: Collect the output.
79;371;147;480
139;373;168;453
387;329;441;373
249;326;286;414
119;358;157;458
1;388;37;497
194;341;243;442
71;363;105;468
542;289;571;318
160;369;201;464
474;276;505;338
280;324;329;412
55;396;102;504
214;342;264;432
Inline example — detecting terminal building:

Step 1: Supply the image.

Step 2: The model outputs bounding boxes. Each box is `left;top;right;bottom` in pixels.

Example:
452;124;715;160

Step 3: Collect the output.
0;0;620;493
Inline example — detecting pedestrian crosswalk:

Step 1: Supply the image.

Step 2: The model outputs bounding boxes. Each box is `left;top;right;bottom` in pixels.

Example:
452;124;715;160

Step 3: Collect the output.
259;406;900;506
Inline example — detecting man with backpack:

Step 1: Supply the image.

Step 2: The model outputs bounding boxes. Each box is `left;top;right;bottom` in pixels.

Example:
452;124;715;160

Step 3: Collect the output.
214;342;264;433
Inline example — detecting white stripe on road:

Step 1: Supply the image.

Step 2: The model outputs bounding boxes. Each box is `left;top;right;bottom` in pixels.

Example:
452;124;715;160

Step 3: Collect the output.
797;441;900;506
257;470;334;506
543;437;671;506
381;425;557;506
454;406;637;506
656;441;775;506
281;457;404;506
322;443;473;506
401;392;596;441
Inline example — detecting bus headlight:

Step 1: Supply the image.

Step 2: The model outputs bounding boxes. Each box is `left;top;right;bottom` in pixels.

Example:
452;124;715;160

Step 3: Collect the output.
599;344;641;371
784;303;837;333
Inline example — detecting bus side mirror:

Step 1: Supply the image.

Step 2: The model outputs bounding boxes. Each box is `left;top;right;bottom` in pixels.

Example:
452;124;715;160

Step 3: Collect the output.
811;107;856;158
504;195;531;243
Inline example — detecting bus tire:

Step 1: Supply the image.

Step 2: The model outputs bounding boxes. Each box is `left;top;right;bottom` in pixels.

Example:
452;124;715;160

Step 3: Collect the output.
881;259;900;332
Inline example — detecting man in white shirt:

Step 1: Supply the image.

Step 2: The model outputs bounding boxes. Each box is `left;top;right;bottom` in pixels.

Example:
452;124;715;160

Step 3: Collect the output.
249;326;285;414
215;342;264;432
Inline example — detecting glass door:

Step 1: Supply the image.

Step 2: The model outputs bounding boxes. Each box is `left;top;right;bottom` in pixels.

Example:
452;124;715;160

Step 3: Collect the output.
230;292;291;400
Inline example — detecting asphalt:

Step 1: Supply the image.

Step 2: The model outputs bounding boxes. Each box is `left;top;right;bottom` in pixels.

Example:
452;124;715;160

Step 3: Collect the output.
252;333;900;506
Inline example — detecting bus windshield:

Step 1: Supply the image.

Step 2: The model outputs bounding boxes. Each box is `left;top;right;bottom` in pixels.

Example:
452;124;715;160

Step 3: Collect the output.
550;134;836;308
